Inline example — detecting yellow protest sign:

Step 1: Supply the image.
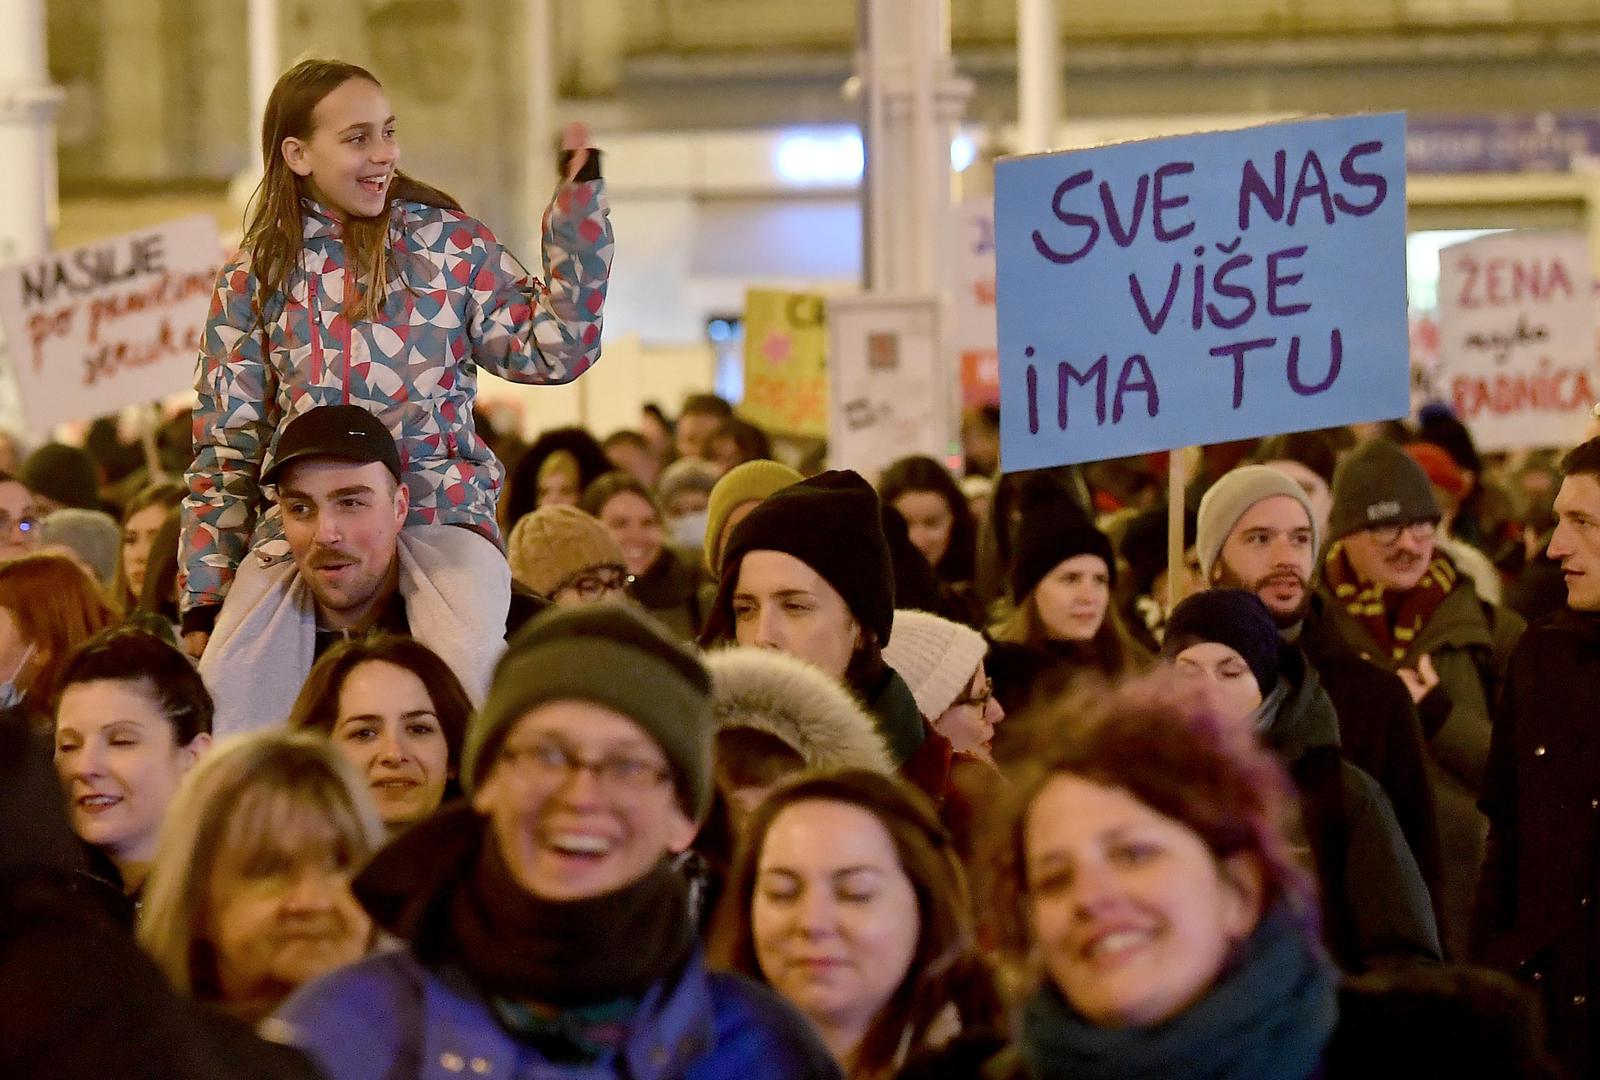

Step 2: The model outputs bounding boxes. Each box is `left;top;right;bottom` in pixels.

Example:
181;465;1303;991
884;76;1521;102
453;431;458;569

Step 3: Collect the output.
741;289;828;438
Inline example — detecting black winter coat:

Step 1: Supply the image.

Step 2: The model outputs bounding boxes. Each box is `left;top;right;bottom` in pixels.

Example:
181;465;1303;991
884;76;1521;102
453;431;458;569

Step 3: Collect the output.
1474;606;1600;1080
0;709;324;1080
1299;594;1446;939
1269;649;1441;970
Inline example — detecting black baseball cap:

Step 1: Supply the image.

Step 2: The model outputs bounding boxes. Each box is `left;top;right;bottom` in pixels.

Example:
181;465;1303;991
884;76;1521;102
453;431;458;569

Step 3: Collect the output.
261;405;402;487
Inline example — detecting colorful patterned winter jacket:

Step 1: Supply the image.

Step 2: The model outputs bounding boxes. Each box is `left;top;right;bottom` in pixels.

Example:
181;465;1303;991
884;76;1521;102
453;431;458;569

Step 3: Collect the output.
180;179;612;626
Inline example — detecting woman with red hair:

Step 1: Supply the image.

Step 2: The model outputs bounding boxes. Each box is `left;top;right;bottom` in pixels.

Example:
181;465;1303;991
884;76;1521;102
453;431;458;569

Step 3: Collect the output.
0;552;117;727
901;674;1557;1079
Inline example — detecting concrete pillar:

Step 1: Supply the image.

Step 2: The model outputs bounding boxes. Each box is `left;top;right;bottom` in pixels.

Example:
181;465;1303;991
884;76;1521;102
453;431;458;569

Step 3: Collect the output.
519;0;557;261
100;0;171;180
229;0;279;218
247;0;279;164
855;0;971;459
1017;0;1061;153
565;0;625;97
857;0;971;295
0;0;62;264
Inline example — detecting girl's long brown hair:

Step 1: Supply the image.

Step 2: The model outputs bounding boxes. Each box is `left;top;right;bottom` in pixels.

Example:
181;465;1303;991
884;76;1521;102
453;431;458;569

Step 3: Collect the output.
244;59;461;329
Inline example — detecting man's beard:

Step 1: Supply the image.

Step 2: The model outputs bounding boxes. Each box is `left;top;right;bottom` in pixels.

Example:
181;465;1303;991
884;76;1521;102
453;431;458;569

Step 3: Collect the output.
1213;562;1312;629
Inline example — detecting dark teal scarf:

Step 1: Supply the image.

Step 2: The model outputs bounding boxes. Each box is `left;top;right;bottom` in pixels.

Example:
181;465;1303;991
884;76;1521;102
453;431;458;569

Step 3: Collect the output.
1018;906;1338;1080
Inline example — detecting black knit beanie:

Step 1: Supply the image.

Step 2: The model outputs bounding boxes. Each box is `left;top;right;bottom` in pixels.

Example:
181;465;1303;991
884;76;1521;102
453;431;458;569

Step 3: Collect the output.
1161;589;1284;697
715;470;895;645
1120;503;1197;599
1011;514;1116;603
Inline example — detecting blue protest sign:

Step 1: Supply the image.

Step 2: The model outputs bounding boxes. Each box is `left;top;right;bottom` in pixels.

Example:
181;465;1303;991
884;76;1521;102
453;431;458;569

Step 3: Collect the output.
995;113;1409;471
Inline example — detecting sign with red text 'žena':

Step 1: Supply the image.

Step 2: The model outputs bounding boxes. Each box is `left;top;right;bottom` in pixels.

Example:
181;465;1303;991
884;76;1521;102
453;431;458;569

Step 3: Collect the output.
1436;230;1599;451
0;215;222;437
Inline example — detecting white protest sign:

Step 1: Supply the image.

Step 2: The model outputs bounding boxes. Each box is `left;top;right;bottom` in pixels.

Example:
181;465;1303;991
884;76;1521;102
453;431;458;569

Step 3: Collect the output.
1436;231;1599;451
0;216;222;438
827;294;946;479
949;198;1000;407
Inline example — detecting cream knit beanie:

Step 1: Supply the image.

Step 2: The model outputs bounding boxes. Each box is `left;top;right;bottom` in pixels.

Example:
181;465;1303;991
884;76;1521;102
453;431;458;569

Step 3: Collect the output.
882;609;989;719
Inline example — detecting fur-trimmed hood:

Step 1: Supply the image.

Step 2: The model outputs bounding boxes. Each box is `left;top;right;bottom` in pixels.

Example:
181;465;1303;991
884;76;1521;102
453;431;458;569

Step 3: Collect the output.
704;647;894;773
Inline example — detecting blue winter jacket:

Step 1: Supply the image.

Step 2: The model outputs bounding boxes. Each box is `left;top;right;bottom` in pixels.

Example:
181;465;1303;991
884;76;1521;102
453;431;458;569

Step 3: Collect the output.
273;945;842;1080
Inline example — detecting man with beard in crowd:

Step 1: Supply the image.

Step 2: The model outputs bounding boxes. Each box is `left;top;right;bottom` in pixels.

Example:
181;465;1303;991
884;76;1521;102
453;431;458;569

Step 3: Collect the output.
1196;463;1444;944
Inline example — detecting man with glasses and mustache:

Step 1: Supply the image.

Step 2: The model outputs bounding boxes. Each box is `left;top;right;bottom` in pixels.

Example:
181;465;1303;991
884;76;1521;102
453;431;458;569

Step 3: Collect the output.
1317;439;1524;961
1196;462;1443;949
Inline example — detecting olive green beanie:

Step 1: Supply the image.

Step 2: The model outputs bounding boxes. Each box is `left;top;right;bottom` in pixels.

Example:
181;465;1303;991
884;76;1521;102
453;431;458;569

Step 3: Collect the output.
463;604;714;820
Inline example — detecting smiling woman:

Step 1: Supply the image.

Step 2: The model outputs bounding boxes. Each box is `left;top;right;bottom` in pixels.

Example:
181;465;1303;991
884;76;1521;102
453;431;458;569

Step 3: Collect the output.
709;769;1000;1080
137;731;383;1025
52;627;214;904
900;673;1557;1080
269;604;843;1080
287;635;472;833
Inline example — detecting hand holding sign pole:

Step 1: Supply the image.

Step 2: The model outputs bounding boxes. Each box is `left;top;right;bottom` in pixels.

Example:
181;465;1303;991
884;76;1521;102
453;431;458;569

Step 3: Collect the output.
995;114;1411;588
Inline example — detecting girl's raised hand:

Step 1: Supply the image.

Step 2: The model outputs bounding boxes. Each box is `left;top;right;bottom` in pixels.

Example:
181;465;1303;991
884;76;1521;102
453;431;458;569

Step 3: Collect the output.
562;121;593;182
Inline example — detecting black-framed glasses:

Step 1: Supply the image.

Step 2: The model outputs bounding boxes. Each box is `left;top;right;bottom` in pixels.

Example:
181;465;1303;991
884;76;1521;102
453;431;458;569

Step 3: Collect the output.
498;739;672;796
950;680;994;712
550;566;632;602
1368;520;1437;547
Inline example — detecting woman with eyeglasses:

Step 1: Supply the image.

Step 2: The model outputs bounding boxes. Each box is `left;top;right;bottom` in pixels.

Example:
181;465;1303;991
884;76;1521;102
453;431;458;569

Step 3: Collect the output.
0;471;41;563
273;604;842;1080
883;610;1005;767
507;503;633;607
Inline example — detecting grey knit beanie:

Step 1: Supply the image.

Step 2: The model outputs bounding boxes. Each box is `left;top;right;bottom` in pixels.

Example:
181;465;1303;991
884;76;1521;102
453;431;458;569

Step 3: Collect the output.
1195;465;1319;579
1327;439;1440;543
40;509;121;585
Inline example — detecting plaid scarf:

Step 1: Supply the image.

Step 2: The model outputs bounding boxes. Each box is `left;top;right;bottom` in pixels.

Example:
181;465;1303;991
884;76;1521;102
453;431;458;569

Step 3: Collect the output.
1324;542;1459;665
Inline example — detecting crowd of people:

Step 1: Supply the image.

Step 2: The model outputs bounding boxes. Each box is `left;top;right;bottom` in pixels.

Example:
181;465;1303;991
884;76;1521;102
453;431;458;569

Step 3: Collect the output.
5;54;1599;1080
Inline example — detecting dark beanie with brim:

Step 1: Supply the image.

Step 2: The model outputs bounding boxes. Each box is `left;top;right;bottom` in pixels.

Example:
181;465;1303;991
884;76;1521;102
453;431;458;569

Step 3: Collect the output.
1327;438;1441;542
1161;589;1283;697
464;605;714;820
1011;514;1117;603
713;469;895;645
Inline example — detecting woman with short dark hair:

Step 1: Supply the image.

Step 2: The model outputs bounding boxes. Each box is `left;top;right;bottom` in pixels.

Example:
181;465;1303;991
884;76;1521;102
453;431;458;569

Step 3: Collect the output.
53;627;214;903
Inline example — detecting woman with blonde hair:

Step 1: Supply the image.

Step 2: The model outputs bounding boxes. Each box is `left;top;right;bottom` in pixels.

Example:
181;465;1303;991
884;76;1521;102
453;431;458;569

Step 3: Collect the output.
139;730;383;1025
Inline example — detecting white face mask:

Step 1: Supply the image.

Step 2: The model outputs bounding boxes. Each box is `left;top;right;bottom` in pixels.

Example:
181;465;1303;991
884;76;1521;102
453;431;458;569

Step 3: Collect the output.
0;641;37;710
670;510;710;550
